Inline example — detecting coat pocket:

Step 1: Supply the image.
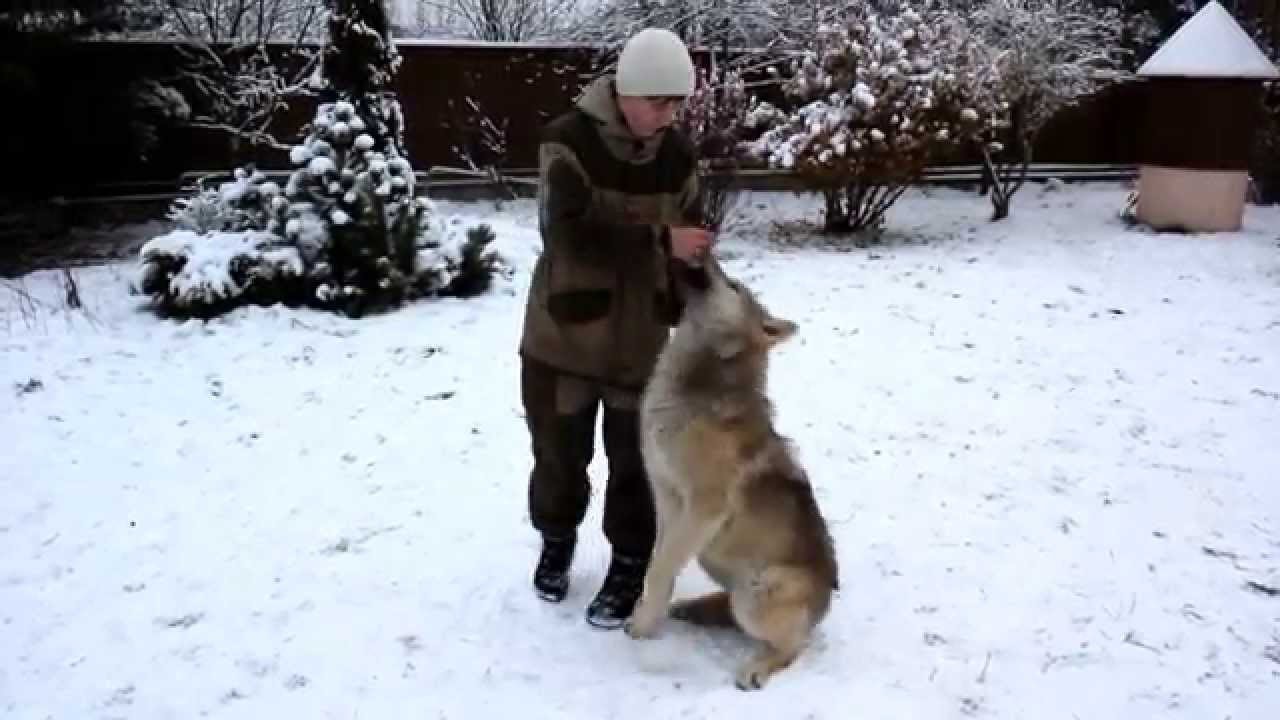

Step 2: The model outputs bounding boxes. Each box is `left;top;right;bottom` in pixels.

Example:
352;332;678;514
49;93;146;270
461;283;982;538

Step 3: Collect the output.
548;289;612;324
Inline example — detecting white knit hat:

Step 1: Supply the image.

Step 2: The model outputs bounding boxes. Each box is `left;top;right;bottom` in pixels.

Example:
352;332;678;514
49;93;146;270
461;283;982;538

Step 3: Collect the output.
615;28;696;97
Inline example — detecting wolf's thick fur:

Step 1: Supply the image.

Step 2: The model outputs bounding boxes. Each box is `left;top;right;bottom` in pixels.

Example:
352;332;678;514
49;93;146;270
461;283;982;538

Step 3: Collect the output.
624;255;838;690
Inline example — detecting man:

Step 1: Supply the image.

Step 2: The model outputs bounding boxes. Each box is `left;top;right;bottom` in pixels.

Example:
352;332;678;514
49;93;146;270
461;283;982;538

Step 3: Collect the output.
517;27;714;629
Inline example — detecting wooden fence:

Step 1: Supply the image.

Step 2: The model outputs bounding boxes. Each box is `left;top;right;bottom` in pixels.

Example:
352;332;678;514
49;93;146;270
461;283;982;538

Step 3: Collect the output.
6;38;1156;196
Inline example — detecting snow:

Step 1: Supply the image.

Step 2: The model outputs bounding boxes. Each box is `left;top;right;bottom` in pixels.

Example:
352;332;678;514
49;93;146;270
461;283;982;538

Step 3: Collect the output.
307;156;336;177
1137;0;1279;79
4;186;1280;717
853;82;877;110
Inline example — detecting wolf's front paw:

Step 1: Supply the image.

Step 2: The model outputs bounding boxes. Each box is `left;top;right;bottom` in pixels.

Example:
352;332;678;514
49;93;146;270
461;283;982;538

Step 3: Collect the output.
623;618;654;638
623;602;662;639
734;660;773;691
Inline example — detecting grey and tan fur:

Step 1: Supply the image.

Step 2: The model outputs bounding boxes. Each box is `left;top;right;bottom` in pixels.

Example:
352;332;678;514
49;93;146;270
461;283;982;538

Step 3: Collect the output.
624;254;838;691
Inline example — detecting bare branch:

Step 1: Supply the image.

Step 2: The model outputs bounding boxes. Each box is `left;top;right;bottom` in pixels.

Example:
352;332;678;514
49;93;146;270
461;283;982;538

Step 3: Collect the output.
571;0;830;56
143;1;327;43
414;0;580;42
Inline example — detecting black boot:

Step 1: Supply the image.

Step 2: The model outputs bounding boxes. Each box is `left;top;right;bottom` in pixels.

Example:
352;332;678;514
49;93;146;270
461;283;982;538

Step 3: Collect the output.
533;532;576;602
585;553;646;629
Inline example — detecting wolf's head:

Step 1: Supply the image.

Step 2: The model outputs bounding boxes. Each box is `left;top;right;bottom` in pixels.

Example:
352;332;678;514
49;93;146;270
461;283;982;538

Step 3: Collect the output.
672;254;797;367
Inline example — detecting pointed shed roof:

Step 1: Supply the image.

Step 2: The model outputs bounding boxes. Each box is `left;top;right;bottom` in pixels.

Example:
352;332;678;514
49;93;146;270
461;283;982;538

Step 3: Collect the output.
1138;1;1279;79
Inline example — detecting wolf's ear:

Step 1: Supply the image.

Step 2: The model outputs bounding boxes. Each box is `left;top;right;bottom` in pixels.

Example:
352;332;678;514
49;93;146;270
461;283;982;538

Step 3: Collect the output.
761;315;797;345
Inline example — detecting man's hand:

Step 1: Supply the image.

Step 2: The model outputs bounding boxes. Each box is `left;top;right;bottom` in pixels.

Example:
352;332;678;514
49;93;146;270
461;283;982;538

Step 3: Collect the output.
668;226;714;263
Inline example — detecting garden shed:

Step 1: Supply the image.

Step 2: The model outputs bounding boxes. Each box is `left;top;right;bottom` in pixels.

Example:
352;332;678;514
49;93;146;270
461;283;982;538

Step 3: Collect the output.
1134;0;1279;232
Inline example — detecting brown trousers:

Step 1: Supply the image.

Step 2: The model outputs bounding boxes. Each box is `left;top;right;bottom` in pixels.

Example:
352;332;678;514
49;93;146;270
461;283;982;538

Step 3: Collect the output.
520;355;656;561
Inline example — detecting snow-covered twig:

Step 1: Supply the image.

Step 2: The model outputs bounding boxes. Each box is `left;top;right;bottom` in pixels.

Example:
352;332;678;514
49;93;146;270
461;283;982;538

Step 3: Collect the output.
0;266;103;332
104;3;327;152
443;94;515;202
0;279;48;333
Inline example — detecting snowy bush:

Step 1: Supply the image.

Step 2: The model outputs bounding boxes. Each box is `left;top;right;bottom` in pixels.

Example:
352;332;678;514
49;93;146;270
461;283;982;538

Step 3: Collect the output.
166;167;283;235
948;0;1130;220
747;0;978;234
138;184;503;317
134;229;306;316
673;66;768;228
432;223;504;298
135;0;506;318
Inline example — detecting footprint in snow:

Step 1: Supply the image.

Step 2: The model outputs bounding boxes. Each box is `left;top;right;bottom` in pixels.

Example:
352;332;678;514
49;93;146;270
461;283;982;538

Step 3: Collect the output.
156;612;204;629
236;656;277;678
103;685;135;708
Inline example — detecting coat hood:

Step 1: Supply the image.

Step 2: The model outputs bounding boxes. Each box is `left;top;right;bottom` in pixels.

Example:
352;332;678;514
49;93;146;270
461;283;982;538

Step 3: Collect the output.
575;75;667;164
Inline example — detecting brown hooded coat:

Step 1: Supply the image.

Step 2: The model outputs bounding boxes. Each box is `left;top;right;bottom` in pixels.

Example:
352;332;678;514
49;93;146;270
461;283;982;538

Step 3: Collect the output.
518;75;703;391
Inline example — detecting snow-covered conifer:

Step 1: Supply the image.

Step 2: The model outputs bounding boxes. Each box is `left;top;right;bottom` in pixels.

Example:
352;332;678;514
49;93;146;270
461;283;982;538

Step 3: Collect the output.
137;1;505;317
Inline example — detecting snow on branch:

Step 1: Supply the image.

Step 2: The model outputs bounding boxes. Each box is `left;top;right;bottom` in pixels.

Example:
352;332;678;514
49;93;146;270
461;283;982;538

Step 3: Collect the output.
175;41;322;152
111;2;328;151
746;0;980;234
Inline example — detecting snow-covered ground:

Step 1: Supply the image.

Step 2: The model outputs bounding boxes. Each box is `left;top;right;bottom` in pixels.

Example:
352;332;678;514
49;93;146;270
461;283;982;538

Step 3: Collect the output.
3;184;1279;718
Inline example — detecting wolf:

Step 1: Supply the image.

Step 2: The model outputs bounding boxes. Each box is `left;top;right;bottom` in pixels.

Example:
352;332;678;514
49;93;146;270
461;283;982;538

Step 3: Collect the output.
623;253;839;691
